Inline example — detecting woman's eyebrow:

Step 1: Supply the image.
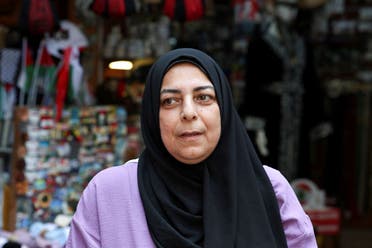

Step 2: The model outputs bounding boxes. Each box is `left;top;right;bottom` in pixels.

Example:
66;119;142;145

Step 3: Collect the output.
160;85;214;95
193;85;214;92
160;88;181;94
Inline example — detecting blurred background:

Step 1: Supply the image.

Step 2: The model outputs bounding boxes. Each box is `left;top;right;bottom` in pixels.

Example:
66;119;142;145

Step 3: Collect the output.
0;0;371;247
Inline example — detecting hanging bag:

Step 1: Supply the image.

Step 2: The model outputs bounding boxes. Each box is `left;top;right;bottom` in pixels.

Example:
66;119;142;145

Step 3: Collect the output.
90;0;107;16
164;0;205;22
108;0;126;17
20;0;59;36
90;0;137;18
184;0;204;21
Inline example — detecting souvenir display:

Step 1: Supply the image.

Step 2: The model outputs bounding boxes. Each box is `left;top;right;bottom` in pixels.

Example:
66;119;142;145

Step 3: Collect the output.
14;105;133;232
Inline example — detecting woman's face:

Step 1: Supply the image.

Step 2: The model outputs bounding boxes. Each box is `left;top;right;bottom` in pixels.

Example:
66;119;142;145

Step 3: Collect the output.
159;62;221;164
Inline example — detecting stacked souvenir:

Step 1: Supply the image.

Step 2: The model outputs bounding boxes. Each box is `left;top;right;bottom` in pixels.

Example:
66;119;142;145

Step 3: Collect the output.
15;105;128;246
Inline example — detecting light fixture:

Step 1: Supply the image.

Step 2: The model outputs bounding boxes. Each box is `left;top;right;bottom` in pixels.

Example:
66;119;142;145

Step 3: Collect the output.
108;60;134;70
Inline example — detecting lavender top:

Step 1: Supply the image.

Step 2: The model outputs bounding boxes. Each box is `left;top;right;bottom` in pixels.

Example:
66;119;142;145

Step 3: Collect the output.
65;159;317;248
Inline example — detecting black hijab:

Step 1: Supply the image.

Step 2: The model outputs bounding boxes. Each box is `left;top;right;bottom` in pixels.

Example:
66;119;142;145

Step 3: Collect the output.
138;48;288;248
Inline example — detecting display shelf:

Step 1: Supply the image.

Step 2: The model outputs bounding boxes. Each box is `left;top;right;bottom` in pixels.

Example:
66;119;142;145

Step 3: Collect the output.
4;105;135;233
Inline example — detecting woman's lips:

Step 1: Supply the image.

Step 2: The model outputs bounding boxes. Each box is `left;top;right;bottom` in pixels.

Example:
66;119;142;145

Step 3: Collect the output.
179;131;203;141
180;131;201;137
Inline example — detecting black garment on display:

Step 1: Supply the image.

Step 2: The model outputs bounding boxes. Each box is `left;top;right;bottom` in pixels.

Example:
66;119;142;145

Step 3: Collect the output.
2;241;21;248
138;48;287;248
239;21;324;180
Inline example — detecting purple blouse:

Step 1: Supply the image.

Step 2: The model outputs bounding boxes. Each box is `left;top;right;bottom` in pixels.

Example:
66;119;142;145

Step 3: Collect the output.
65;159;318;248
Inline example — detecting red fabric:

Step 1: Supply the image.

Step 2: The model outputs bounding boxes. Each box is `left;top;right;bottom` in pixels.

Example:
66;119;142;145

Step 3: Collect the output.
28;0;55;35
40;46;54;66
249;0;259;19
108;0;125;17
55;47;72;122
26;46;33;66
163;0;176;20
185;0;204;21
91;0;106;15
4;83;13;92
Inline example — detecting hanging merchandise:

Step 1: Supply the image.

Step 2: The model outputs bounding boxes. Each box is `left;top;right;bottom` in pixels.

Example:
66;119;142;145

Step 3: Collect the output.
233;0;262;36
51;47;87;122
45;20;89;113
30;41;57;107
18;40;58;107
45;20;88;59
54;47;72;122
233;0;261;23
17;38;32;106
75;0;97;25
108;0;126;17
0;47;21;150
163;0;206;22
238;0;330;181
0;48;20;119
19;0;60;36
0;48;20;85
90;0;138;18
90;0;107;16
68;47;84;106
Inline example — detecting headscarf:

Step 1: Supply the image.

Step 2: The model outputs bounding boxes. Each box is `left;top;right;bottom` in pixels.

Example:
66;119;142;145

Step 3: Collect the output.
138;48;288;248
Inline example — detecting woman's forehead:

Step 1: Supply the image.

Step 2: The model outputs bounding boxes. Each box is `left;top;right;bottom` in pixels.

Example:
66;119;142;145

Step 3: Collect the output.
161;63;212;88
165;61;205;74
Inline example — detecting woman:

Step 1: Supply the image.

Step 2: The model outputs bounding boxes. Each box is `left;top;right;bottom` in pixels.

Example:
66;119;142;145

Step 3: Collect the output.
65;48;317;248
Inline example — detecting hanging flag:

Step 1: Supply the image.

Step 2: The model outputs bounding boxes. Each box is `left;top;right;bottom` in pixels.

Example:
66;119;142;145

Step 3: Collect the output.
26;40;58;106
17;38;31;106
55;47;73;122
46;20;89;105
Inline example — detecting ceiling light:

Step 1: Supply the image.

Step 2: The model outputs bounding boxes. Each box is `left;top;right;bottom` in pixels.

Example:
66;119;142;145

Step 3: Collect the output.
108;60;133;70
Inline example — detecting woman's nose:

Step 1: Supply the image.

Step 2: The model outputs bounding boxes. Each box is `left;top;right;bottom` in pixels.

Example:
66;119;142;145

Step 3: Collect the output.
181;100;197;120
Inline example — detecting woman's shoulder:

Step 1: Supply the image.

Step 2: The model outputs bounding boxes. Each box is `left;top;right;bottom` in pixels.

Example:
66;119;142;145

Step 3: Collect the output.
90;158;139;187
262;165;295;206
263;165;318;247
263;165;288;188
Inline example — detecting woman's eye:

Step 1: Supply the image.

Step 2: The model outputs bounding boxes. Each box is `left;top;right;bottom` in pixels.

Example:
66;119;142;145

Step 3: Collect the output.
161;98;178;106
196;94;214;103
